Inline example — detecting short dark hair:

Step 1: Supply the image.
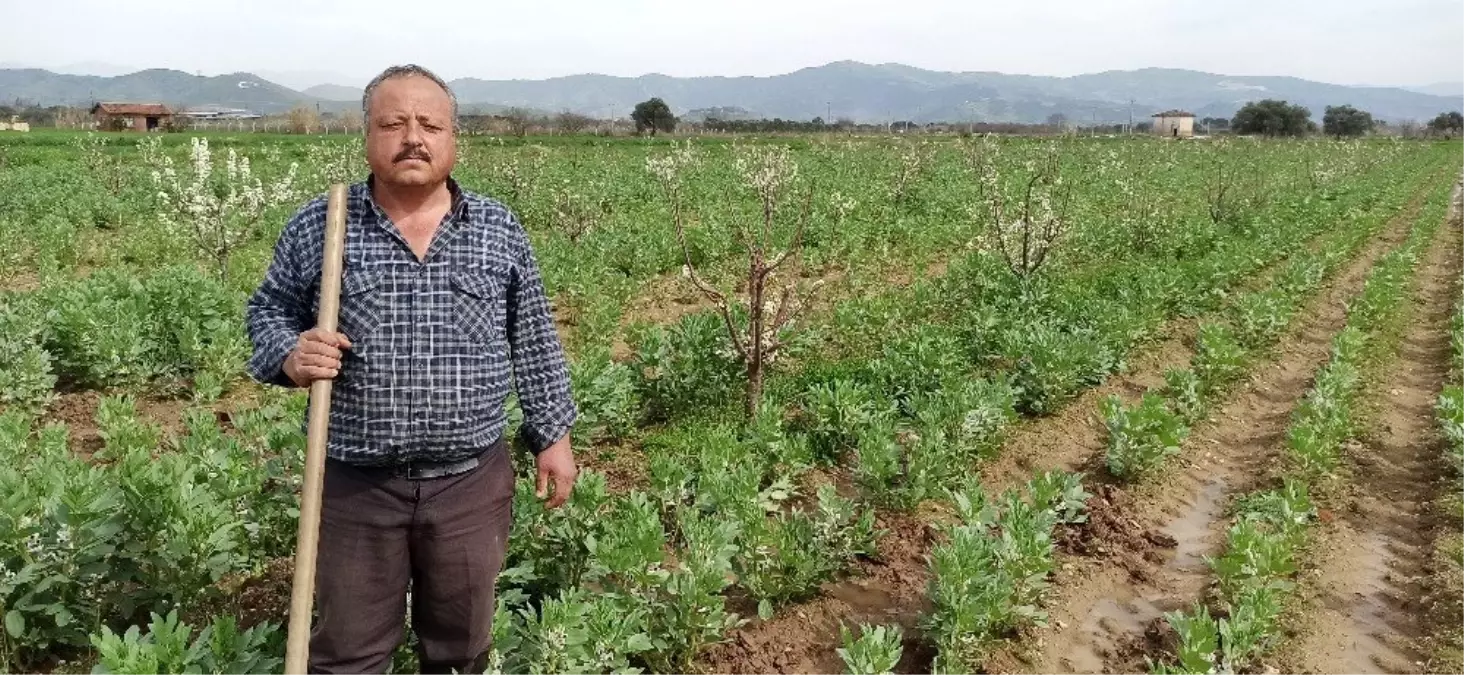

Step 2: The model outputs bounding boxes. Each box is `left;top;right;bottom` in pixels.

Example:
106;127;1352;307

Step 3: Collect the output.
361;64;458;127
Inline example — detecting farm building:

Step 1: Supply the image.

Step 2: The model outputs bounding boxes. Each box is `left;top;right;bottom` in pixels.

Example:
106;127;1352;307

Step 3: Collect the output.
1151;110;1195;138
90;102;173;132
0;116;29;132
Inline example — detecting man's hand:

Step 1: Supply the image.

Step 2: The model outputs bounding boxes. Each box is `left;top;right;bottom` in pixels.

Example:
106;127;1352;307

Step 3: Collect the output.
535;435;578;509
282;328;353;387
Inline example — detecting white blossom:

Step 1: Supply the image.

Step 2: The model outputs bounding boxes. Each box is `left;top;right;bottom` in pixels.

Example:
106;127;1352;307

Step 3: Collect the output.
150;137;298;280
735;145;798;194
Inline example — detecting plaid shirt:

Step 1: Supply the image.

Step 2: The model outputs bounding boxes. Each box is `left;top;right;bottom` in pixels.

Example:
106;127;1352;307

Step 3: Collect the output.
245;177;576;465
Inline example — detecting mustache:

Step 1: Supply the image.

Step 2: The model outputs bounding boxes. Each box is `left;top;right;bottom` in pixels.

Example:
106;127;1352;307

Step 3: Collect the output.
393;147;431;163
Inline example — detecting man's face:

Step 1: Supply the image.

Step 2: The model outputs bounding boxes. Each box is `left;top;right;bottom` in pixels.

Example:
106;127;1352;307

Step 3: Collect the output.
365;76;456;188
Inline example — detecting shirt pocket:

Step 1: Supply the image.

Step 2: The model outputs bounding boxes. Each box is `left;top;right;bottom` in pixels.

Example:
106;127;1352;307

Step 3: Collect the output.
337;268;384;345
451;270;504;348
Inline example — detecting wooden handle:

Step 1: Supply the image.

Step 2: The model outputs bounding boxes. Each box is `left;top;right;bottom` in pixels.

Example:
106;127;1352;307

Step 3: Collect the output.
285;183;349;674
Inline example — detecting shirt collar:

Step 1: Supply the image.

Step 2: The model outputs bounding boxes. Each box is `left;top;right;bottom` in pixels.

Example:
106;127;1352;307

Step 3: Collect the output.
361;174;469;221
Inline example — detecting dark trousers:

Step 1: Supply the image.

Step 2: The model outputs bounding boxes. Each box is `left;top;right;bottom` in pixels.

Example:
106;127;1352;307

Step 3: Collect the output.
309;444;514;674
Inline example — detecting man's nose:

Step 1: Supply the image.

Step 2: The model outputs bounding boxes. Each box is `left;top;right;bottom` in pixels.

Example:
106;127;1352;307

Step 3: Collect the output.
403;120;424;144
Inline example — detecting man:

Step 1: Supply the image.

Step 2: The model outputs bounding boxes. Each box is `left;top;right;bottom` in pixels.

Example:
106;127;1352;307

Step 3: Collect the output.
245;64;578;674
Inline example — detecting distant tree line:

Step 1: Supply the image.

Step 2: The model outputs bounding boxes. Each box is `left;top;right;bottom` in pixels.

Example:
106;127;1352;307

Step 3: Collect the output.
701;117;845;133
1225;100;1376;138
3;95;1460;141
1428;111;1464;138
459;108;604;137
0;102;86;128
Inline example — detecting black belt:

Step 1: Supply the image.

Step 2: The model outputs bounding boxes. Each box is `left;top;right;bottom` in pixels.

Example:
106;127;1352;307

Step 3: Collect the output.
392;454;483;480
362;438;504;480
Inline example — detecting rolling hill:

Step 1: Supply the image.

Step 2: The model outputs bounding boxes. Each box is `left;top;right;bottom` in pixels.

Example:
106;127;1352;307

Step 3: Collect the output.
2;62;1458;124
1401;81;1464;98
302;83;364;102
0;68;332;114
445;62;1461;124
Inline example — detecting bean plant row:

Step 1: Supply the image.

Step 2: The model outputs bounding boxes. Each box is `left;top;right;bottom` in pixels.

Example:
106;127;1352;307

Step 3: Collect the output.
1151;175;1452;674
1102;156;1453;481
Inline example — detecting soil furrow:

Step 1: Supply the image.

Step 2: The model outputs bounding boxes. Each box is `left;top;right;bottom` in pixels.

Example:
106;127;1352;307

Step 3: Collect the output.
985;173;1440;675
1277;186;1463;675
699;170;1446;675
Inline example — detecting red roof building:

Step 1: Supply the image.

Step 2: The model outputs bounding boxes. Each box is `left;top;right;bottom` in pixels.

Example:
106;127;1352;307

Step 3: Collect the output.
90;102;173;132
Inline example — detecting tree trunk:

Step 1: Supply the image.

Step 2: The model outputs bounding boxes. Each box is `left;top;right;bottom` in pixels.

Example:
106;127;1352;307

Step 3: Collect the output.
745;358;763;421
744;256;765;420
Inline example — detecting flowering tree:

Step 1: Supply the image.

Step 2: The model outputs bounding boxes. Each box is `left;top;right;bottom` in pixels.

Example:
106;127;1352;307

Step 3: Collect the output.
150;138;298;282
888;140;934;206
649;143;819;418
964;135;1070;279
303;138;365;191
72;133;127;197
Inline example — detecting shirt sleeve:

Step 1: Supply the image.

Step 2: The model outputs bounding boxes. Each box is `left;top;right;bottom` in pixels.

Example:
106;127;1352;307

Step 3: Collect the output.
245;206;318;388
503;211;578;454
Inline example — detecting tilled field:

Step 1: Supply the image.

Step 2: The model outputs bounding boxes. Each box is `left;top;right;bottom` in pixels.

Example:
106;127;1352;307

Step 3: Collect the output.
0;131;1459;674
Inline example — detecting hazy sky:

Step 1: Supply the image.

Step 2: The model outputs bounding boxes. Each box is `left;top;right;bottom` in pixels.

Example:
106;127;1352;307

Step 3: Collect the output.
2;0;1460;88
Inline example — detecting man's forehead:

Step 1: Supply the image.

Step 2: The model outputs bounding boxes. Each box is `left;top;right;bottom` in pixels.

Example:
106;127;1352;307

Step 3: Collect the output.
370;78;452;110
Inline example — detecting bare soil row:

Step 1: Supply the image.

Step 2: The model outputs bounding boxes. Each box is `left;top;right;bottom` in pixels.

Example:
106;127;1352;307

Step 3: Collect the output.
1273;186;1462;674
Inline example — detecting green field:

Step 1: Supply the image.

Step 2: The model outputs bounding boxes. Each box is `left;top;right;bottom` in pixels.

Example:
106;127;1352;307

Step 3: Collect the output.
0;129;1459;673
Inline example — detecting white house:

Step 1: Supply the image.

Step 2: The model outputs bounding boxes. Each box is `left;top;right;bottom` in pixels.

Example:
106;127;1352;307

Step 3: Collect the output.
1151;110;1195;138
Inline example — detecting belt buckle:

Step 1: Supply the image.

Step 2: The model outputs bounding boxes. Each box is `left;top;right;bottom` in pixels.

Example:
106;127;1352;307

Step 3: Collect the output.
403;457;478;480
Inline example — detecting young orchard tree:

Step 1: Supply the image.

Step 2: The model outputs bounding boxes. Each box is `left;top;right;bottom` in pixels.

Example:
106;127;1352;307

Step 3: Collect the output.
964;135;1071;279
73;132;128;197
1205;138;1266;227
304;137;366;189
888;140;934;206
150;137;298;282
550;181;611;244
648;143;818;419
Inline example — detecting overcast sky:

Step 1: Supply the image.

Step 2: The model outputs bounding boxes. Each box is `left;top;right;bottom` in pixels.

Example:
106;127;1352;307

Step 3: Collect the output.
2;0;1460;89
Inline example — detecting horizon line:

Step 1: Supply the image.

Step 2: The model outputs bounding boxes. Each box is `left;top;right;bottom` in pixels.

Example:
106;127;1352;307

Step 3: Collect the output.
3;59;1459;93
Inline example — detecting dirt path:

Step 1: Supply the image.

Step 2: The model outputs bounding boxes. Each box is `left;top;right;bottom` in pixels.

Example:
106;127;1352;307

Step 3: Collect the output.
983;173;1439;674
698;169;1446;675
1276;189;1463;674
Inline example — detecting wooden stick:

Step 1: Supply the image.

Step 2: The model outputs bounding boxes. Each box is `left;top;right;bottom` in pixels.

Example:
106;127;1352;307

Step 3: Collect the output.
285;183;349;674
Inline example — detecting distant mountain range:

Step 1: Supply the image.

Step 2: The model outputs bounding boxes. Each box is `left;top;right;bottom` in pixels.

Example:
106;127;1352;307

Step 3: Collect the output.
302;83;364;102
1400;82;1464;98
2;61;1459;124
0;68;336;114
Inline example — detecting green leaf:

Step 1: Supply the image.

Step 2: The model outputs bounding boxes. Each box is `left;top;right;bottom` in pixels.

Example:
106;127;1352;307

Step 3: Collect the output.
6;609;24;637
757;599;774;621
624;633;654;652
